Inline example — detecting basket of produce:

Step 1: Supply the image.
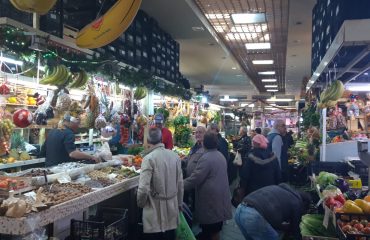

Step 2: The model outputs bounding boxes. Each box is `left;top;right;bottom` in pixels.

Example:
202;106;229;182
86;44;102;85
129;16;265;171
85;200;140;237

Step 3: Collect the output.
336;198;370;240
70;207;128;240
300;214;337;239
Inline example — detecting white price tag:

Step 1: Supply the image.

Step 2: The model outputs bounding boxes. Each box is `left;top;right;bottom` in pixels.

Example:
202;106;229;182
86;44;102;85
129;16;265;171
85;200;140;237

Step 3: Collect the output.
323;205;330;229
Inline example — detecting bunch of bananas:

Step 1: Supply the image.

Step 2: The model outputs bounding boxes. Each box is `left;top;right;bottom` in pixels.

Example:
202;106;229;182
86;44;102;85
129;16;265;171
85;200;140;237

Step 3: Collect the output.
69;70;89;89
9;0;57;15
134;87;147;100
318;80;345;109
76;0;142;49
40;65;70;86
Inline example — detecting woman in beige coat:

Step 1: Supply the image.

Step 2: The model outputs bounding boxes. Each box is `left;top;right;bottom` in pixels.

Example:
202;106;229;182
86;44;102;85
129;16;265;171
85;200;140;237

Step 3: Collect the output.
137;128;183;240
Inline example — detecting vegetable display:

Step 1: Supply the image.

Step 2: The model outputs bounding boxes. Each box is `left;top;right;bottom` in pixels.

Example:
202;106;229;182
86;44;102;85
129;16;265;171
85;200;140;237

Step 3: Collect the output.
300;214;337;238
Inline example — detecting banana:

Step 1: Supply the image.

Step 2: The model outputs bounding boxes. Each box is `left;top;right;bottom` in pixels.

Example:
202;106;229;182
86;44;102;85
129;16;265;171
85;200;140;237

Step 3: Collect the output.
69;71;83;89
9;0;57;15
76;0;142;49
78;70;89;88
333;80;344;100
52;65;68;85
39;66;58;85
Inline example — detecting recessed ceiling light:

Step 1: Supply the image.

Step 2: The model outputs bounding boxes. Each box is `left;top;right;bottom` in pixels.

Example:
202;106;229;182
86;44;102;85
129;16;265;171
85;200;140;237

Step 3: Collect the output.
236;74;243;77
252;60;274;65
365;73;369;76
231;13;266;24
267;89;278;92
232;67;237;70
310;80;315;83
261;79;277;82
205;14;230;19
314;72;320;76
265;85;278;88
245;42;271;50
258;71;275;75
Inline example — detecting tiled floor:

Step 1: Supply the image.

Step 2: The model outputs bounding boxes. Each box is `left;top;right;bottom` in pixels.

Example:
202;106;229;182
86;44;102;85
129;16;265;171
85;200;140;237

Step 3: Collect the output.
221;208;244;240
192;207;244;240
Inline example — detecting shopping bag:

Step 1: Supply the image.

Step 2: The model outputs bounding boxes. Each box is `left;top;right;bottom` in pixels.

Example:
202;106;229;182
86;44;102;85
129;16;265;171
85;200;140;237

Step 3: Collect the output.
233;151;242;166
176;212;196;240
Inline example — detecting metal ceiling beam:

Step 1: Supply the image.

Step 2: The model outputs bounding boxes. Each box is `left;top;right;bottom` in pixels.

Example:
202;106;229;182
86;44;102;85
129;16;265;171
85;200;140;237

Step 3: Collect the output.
345;62;370;84
335;46;370;79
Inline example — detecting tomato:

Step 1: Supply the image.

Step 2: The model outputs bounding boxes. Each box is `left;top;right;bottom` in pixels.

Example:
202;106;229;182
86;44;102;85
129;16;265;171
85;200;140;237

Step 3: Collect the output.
351;220;360;226
354;223;364;231
363;227;370;234
0;180;7;189
342;224;353;233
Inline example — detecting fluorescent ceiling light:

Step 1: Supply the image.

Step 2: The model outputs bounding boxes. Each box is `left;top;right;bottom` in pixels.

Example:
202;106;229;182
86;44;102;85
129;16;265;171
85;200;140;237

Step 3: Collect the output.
205;13;230;19
253;60;274;65
0;56;23;66
230;24;267;33
220;95;238;102
314;72;320;76
267;98;293;102
231;13;266;24
265;107;277;110
346;83;370;92
259;34;270;41
258;71;275;75
241;103;255;108
214;25;226;32
265;85;278;88
226;33;258;41
245;42;271;50
266;89;278;92
261;79;277;82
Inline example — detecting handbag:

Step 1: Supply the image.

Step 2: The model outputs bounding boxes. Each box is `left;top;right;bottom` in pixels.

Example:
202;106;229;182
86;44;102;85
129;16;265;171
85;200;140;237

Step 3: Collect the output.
233;151;243;166
231;186;246;208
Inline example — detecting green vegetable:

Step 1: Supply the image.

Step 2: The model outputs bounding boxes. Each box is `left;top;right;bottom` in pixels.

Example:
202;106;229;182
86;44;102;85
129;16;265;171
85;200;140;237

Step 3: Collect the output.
10;132;26;151
300;214;336;237
316;171;338;188
127;146;144;155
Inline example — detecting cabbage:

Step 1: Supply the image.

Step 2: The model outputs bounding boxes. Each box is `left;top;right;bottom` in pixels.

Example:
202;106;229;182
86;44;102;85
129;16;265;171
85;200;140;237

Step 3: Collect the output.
317;171;338;188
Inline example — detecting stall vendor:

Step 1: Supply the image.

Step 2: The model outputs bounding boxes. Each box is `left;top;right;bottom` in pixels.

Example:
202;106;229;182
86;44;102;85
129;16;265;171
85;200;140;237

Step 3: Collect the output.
40;115;100;167
154;113;173;150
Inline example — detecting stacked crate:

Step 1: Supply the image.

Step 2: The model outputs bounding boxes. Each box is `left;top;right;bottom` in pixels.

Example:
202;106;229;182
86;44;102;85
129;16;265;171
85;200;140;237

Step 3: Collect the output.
311;0;370;74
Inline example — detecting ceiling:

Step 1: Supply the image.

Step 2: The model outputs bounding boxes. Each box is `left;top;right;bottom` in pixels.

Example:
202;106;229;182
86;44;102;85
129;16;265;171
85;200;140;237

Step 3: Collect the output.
141;0;316;100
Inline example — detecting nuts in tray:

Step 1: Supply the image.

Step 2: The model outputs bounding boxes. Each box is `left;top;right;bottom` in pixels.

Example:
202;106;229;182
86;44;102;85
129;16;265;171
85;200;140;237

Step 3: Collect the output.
21;169;52;177
41;183;92;206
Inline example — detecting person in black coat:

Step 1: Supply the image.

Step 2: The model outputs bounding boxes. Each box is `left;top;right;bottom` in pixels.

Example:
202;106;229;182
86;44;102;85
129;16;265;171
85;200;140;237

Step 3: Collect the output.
235;183;311;240
208;123;229;161
240;134;281;195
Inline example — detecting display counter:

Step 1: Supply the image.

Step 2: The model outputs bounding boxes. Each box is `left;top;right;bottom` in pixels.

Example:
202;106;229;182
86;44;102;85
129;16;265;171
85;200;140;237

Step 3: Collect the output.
0;176;139;235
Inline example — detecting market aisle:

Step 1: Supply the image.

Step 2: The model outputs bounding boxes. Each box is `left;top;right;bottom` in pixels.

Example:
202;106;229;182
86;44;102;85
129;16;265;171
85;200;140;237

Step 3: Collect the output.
220;207;244;240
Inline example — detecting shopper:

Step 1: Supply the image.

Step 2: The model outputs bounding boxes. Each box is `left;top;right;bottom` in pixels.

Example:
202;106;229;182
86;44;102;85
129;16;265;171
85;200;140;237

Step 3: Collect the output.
255;127;262;135
235;127;252;162
185;126;206;178
182;126;206;210
208;123;229;161
239;134;280;195
249;129;257;138
262;127;271;137
40;115;100;167
137;127;183;240
154;113;174;150
267;120;286;167
285;130;295;149
235;183;311;240
184;132;232;240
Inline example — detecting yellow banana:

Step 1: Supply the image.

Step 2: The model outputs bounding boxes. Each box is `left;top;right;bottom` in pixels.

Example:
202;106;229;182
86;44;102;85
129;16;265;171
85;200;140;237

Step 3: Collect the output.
69;71;83;88
76;0;142;49
52;65;68;86
39;66;58;84
9;0;57;15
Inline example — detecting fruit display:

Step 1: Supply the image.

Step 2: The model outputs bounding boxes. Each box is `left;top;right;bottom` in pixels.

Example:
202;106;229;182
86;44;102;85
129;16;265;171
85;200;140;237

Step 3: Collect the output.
134;87;147;100
338;218;370;237
68;70;89;89
76;0;142;49
39;65;70;86
318;80;345;109
9;0;57;15
173;147;191;159
12;109;33;128
0;83;10;95
0;119;15;155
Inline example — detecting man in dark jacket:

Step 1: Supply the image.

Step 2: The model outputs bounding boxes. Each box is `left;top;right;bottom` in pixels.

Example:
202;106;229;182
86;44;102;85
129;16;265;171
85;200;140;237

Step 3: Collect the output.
208;123;229;161
234;183;311;240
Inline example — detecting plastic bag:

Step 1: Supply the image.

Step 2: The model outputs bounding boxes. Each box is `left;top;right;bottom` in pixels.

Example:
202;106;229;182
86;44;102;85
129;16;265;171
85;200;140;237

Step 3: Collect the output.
56;91;72;112
34;91;55;125
233;151;242;166
95;142;112;161
176;212;196;240
95;114;107;129
101;124;117;138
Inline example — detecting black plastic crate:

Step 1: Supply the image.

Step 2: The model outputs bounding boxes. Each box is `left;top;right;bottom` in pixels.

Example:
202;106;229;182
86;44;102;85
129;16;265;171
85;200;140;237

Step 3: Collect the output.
70;208;128;240
310;161;349;176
